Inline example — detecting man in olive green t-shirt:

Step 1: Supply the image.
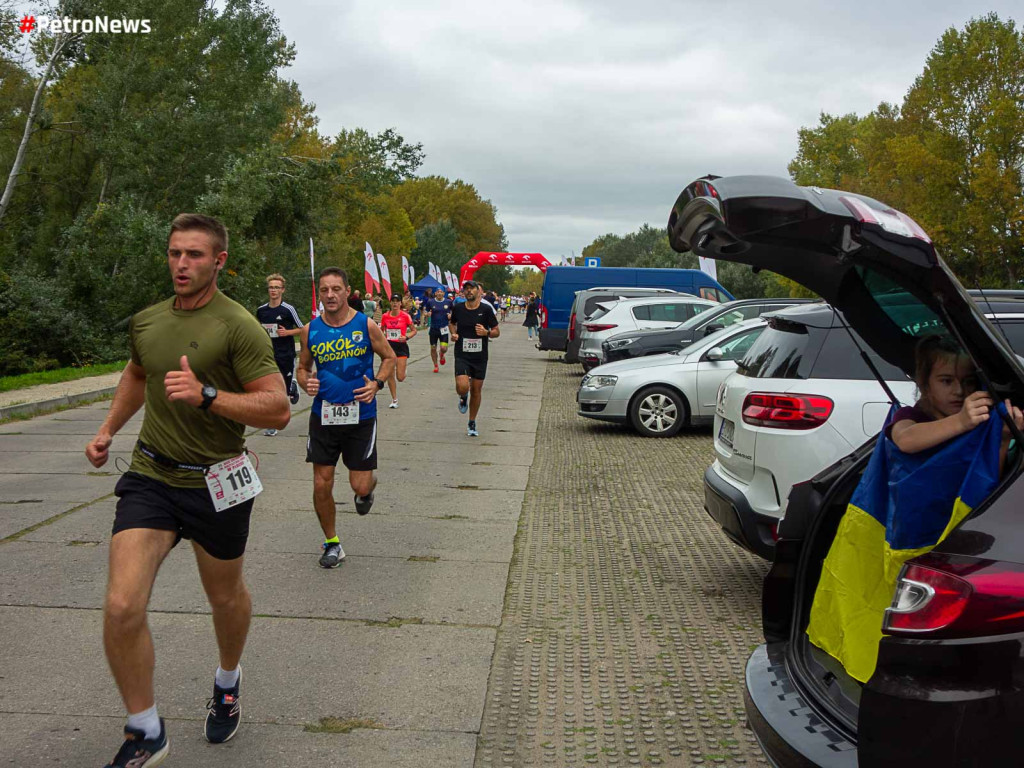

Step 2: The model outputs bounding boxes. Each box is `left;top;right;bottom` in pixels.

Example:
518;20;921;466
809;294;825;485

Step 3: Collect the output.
85;214;290;766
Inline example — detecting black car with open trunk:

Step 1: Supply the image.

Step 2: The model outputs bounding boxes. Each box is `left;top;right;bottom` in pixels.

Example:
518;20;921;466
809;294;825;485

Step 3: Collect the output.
668;175;1024;767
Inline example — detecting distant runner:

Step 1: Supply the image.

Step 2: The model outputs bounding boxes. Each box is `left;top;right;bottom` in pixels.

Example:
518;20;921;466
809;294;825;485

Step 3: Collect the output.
450;280;500;437
255;273;303;436
297;267;395;569
424;288;452;373
380;295;417;408
86;214;290;767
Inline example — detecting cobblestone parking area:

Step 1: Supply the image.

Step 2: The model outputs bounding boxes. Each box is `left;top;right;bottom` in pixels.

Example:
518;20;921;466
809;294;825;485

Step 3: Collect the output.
477;356;771;767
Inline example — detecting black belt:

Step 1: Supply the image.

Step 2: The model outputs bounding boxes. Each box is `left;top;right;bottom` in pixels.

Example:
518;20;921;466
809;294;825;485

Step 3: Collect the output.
136;440;211;473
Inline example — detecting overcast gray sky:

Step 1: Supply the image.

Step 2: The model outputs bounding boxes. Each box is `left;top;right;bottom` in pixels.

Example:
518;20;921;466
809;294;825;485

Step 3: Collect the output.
272;1;1019;262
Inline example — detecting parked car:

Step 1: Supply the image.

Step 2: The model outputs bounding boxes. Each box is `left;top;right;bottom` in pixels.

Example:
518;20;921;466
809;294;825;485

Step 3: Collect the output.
536;265;733;352
577;318;766;437
565;286;680;364
578;295;718;372
668;173;1024;767
602;297;813;364
706;303;916;560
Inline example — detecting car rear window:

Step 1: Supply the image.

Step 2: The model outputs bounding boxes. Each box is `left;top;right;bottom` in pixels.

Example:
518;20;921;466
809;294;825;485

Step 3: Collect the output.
809;328;909;380
737;319;816;379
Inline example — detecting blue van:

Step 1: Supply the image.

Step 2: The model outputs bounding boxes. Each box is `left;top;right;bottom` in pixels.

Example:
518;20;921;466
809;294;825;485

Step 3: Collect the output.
537;266;734;352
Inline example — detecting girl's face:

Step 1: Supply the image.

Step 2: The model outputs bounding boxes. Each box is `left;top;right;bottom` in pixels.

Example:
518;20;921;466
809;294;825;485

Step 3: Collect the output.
923;355;978;417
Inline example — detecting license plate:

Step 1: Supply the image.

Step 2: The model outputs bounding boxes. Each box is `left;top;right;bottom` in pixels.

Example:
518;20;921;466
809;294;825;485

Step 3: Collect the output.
718;418;735;448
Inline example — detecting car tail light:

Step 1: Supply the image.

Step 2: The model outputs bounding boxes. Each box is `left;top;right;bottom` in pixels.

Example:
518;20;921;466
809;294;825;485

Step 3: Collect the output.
741;392;833;429
568;311;576;341
540;303;548;328
584;323;618;332
839;195;932;243
884;554;1024;637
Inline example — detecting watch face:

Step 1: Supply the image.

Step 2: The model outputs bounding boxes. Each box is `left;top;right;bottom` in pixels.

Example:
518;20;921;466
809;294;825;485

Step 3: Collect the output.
203;386;217;398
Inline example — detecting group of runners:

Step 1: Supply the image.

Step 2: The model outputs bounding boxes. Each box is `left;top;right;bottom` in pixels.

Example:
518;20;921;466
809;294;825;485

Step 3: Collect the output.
83;213;505;767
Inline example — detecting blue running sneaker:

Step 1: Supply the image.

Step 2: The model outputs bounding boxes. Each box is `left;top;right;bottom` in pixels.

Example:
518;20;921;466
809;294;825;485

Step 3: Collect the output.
467;420;479;437
205;667;242;743
458;394;468;414
105;720;169;767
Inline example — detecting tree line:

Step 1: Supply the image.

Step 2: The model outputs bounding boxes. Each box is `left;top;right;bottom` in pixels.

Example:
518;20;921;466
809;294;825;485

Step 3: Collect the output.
0;0;508;376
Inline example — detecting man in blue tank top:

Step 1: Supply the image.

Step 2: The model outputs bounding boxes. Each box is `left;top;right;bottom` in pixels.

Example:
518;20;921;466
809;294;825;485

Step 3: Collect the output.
297;267;396;568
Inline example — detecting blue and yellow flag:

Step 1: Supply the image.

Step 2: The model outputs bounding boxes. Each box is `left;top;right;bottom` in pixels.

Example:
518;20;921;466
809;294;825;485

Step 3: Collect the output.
807;404;1005;682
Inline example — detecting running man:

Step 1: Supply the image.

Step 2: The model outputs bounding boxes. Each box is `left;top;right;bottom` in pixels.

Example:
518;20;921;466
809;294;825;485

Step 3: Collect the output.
86;214;290;767
297;267;396;568
424;287;453;373
255;273;303;436
380;294;418;408
450;279;500;437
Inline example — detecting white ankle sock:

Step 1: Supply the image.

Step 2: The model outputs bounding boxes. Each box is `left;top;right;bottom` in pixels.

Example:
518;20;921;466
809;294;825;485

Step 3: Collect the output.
126;704;161;740
215;666;240;688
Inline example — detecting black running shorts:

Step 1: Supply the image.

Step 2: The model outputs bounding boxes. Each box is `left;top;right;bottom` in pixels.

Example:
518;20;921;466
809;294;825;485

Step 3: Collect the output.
275;354;294;391
306;411;378;471
454;356;488;381
388;341;410;358
112;471;254;560
428;328;450;346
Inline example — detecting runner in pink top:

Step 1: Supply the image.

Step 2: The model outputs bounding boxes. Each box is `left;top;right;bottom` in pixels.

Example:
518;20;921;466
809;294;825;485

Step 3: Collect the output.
380;297;418;408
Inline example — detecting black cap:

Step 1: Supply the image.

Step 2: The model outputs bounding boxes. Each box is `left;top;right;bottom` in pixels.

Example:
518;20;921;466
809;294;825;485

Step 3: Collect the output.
463;280;481;288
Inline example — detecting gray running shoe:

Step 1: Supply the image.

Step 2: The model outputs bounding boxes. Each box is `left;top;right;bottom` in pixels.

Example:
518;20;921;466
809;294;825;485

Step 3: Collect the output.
263;428;278;436
458;394;468;414
467;420;479;437
354;491;374;516
319;541;345;568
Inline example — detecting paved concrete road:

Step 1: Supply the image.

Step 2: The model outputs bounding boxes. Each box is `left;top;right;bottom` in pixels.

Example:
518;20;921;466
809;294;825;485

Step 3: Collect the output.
0;326;544;767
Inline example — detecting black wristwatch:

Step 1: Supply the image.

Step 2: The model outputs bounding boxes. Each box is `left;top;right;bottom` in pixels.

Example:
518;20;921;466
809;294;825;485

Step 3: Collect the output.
374;378;385;391
199;384;218;410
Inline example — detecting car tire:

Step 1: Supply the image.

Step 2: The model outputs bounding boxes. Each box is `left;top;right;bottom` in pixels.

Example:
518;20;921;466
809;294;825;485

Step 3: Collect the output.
629;386;687;438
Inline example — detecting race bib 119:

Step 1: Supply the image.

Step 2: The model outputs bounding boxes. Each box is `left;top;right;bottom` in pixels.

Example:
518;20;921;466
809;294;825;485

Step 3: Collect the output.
205;453;262;512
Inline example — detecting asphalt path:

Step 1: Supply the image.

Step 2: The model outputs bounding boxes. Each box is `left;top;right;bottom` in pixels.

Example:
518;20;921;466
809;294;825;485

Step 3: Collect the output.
0;324;544;767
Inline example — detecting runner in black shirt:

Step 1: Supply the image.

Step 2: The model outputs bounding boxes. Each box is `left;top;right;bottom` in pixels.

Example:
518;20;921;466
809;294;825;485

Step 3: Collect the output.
449;280;500;437
255;274;303;435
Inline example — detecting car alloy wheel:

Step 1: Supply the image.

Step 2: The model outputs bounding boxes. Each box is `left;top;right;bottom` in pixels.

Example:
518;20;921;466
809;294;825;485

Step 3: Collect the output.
630;386;686;438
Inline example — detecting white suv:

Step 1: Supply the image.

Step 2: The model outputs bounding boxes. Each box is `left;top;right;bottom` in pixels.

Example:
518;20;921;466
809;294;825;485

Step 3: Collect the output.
579;295;717;371
706;303;915;559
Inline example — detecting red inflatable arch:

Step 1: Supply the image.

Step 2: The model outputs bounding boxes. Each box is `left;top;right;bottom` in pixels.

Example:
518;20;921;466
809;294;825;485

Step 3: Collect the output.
459;252;550;286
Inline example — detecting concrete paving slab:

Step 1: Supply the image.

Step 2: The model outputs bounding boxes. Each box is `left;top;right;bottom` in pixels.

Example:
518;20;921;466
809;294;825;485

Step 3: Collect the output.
257;460;531;491
249;436;537;467
0;606;494;732
0;433;138;453
0;714;477;768
0;451;133;474
0;541;509;625
0;473;115;503
0;499;88;540
21;499;516;563
0;419;143;436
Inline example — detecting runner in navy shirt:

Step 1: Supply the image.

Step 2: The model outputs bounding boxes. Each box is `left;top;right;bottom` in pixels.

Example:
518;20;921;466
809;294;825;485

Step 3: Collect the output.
425;288;452;372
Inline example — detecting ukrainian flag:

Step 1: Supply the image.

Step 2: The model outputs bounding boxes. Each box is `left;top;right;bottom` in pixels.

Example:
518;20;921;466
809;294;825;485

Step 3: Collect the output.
807;403;1005;683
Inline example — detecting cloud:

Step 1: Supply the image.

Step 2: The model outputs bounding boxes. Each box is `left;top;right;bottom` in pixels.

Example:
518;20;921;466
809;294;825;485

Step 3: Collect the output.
275;0;1022;258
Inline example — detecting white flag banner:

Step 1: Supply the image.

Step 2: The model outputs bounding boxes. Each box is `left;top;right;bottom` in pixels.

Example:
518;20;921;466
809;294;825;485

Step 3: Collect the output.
401;256;410;291
432;263;440;282
698;255;718;282
376;252;392;297
409;265;416;285
446;271;455;290
364;242;381;294
309;238;318;319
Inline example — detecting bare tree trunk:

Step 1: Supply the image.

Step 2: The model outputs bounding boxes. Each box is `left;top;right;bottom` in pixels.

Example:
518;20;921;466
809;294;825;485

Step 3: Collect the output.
0;33;68;226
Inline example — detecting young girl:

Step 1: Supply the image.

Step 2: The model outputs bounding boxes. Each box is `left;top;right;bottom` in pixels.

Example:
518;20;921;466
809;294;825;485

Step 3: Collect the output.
379;296;417;408
890;335;1022;470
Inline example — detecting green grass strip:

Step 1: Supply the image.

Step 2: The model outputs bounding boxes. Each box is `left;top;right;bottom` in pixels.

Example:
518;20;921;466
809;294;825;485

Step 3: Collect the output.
0;361;127;393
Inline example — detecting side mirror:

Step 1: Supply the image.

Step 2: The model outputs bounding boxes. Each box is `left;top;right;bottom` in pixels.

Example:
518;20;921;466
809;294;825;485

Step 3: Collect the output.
706;347;725;361
703;323;724;336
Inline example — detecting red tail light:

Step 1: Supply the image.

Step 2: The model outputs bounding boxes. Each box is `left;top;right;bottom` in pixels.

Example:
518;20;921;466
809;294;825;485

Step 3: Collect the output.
540;303;548;328
741;393;833;429
568;311;576;341
884;554;1024;637
840;195;932;243
584;323;618;333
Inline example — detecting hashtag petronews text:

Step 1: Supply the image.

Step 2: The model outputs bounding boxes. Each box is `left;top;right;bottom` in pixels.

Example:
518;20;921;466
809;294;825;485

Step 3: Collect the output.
28;15;151;34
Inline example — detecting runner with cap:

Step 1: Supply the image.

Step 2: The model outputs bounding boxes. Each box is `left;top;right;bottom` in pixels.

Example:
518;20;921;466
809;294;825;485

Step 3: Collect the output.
424;287;453;373
449;279;500;437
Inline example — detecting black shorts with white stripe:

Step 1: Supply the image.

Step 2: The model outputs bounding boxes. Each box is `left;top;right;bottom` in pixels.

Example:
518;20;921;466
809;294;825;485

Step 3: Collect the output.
306;412;377;471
